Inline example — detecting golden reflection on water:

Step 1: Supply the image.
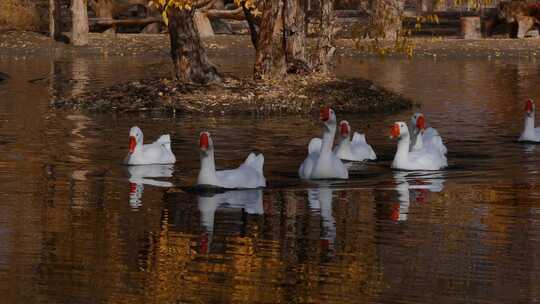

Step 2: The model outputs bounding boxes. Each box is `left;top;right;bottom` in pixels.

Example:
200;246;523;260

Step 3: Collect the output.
0;54;540;303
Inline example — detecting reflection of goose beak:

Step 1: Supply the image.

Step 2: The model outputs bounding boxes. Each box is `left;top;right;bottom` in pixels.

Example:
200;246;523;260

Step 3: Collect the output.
130;182;137;194
200;232;209;254
320;239;330;251
414;189;428;203
390;203;400;221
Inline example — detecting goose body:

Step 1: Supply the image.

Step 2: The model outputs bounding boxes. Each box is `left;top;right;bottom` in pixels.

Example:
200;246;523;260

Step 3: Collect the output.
334;120;377;161
390;122;447;171
299;107;348;179
410;113;447;155
519;99;540;142
124;126;176;165
197;132;266;189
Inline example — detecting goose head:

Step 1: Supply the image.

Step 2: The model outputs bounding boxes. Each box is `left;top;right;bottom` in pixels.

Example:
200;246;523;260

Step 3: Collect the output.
338;120;351;140
199;131;214;154
128;126;143;153
320;106;337;130
390;122;410;140
525;99;535;118
411;113;426;134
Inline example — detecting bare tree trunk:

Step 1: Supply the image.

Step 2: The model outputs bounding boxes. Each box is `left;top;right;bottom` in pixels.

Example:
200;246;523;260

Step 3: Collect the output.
167;9;220;84
316;0;335;74
254;0;286;80
71;0;89;46
284;0;309;72
371;0;403;40
49;0;62;40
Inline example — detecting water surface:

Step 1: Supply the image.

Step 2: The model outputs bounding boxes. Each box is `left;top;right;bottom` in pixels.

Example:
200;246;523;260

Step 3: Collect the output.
0;52;539;304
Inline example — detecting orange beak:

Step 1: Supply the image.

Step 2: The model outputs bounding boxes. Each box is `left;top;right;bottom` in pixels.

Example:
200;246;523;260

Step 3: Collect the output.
340;122;349;137
416;115;426;130
525;99;534;113
320;106;330;122
390;124;400;139
199;132;209;151
128;136;136;153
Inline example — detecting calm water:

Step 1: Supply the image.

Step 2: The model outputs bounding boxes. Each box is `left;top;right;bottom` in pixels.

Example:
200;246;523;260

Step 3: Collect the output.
0;51;539;304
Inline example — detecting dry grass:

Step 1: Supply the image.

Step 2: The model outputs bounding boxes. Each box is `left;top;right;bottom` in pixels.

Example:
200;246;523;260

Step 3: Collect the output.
0;0;46;31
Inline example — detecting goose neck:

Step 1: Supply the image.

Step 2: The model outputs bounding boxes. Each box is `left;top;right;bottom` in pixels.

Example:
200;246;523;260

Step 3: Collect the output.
321;123;336;155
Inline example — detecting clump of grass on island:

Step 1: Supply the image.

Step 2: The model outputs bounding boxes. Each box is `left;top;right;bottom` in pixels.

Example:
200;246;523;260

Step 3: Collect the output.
50;75;414;115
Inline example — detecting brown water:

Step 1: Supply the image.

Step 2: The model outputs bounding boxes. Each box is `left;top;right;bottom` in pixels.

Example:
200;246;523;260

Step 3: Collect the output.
0;52;539;304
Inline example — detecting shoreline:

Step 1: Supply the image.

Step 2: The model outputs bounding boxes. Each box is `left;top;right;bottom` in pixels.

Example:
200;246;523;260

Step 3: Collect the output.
6;31;540;115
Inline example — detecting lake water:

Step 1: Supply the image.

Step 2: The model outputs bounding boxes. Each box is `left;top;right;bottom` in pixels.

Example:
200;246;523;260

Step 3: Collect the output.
0;50;539;304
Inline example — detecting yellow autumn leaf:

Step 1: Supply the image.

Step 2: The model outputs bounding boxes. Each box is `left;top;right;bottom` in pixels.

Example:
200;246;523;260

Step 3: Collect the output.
162;10;169;25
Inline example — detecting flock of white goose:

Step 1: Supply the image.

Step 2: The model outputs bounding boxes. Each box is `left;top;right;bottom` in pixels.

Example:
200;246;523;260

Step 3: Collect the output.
123;99;540;189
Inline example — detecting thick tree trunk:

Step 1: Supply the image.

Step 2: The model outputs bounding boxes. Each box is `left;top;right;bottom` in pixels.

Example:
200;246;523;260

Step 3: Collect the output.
49;0;63;40
167;9;220;84
71;0;89;46
316;0;335;74
371;0;403;40
254;0;286;80
194;11;214;37
284;0;308;70
461;16;481;39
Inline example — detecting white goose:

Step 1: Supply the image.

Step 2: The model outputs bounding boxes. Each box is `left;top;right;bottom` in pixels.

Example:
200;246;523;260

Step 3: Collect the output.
390;122;447;171
299;107;348;179
123;126;176;165
410;113;447;155
519;99;540;142
334;120;377;161
197;131;266;189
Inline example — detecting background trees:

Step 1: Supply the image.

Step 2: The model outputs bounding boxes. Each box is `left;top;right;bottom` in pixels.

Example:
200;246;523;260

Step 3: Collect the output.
59;0;410;82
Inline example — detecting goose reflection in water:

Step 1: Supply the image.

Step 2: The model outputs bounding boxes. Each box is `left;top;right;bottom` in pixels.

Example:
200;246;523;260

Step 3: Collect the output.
307;186;336;253
392;171;445;222
127;164;174;209
197;189;263;254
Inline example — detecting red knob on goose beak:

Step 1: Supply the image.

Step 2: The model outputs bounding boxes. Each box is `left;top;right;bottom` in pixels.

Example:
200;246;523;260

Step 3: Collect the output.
128;136;136;153
320;106;330;122
390;124;400;139
340;121;349;137
525;99;534;113
199;132;209;151
416;115;426;130
200;232;209;254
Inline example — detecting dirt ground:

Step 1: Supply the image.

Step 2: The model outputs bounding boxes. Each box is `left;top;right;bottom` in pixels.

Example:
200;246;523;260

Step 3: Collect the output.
3;30;540;58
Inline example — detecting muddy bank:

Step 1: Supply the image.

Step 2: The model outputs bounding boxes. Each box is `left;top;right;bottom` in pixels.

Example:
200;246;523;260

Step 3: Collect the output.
50;75;414;115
